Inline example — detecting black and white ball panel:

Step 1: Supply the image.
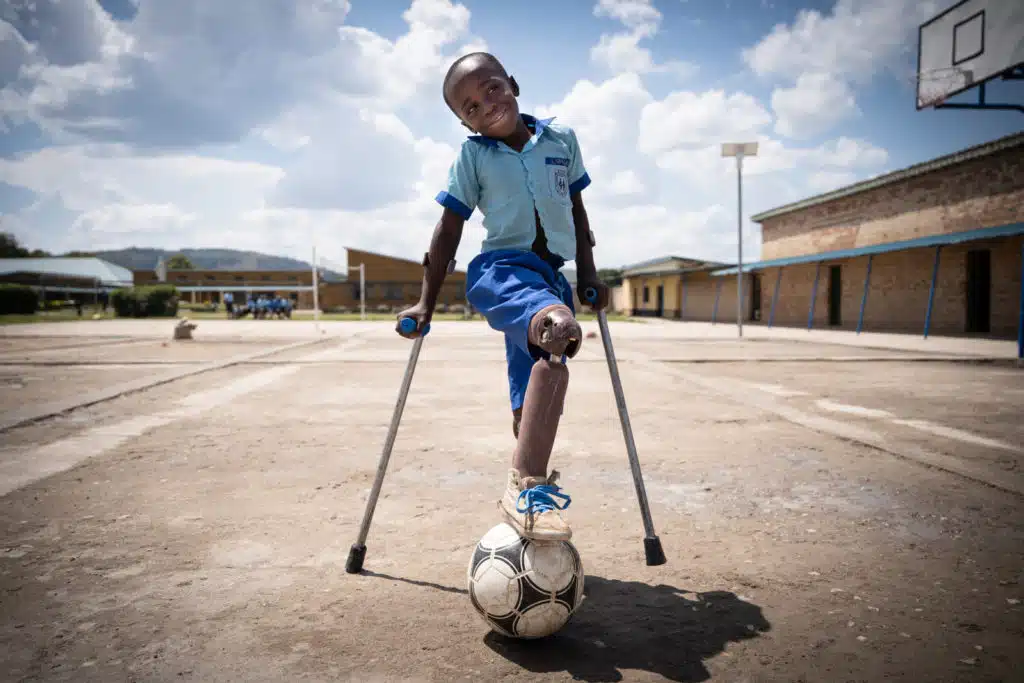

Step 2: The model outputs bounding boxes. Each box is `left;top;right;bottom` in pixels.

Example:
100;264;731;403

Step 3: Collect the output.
467;522;585;639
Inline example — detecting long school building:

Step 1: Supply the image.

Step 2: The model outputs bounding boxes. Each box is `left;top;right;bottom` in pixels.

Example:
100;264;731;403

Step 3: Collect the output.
133;248;468;312
622;131;1024;340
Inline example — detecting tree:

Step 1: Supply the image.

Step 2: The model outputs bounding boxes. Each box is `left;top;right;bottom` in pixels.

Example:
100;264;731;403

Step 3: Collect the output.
0;232;28;257
0;232;52;258
166;254;195;269
597;268;623;287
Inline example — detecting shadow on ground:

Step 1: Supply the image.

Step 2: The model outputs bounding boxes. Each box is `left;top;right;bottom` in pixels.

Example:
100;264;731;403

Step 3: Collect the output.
484;575;771;683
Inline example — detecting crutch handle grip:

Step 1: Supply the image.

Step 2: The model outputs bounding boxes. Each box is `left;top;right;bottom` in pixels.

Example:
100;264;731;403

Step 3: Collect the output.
399;317;430;337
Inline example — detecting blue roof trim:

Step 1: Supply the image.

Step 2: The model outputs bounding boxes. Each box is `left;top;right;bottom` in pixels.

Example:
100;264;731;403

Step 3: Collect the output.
711;222;1024;276
467;114;554;147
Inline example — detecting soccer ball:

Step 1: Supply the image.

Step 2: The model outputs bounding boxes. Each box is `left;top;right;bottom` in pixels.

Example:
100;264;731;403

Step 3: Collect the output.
467;522;585;639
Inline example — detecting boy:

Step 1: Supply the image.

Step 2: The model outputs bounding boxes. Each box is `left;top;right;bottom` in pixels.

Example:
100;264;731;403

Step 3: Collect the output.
396;52;610;542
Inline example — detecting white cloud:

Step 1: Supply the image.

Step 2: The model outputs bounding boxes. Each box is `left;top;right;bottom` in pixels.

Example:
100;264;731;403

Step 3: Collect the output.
807;170;859;192
1;0;897;272
771;72;859;139
742;0;941;138
742;0;940;83
593;0;661;32
590;0;697;77
638;90;773;155
607;170;645;196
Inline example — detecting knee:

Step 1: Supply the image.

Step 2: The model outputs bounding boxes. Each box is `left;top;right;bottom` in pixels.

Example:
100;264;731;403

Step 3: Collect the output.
528;304;582;358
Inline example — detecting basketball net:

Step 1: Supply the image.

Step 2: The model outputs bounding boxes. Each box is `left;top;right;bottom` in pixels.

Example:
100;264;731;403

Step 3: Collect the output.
916;67;974;108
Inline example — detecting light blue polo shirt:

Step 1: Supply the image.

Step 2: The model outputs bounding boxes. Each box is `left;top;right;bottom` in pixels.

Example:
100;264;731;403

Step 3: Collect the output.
435;114;591;263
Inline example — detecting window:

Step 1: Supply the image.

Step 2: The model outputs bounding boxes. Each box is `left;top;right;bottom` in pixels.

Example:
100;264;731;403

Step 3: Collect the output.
643;285;650;303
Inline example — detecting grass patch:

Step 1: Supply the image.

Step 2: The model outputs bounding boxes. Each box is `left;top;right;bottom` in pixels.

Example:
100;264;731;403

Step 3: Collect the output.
2;309;643;324
0;308;117;324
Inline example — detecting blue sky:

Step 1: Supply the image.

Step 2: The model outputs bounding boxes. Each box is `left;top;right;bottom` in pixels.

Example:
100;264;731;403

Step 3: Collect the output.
1;0;1021;271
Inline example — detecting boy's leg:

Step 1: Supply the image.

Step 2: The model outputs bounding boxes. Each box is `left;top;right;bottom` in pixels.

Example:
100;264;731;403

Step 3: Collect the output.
467;251;578;541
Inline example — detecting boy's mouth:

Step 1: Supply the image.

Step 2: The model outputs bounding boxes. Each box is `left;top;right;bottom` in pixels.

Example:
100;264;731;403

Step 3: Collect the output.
486;105;510;127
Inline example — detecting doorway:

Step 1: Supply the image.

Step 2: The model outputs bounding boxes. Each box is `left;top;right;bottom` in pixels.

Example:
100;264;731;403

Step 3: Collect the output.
750;273;762;321
965;249;991;334
828;265;842;326
656;285;664;317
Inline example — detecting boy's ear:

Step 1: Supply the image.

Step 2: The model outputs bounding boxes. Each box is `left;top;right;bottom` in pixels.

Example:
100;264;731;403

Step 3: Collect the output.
509;75;520;97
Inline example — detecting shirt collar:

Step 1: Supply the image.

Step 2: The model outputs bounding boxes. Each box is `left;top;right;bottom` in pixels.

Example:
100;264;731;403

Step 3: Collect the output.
467;113;555;148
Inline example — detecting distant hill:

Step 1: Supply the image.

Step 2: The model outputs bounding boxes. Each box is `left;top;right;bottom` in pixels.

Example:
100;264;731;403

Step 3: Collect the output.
95;247;316;272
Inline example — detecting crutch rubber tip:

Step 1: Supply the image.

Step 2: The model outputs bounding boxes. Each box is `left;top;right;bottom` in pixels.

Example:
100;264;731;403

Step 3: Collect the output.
644;536;666;566
345;544;367;574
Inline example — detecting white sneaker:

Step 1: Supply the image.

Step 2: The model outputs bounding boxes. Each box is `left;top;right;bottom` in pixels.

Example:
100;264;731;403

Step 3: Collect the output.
498;469;572;541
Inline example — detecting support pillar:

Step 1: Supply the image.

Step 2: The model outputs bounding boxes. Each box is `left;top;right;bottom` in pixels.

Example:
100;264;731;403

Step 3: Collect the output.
924;245;942;339
857;255;873;334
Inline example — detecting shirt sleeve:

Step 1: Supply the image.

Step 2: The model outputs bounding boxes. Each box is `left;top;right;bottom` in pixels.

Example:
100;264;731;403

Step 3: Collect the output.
567;127;591;195
434;143;479;220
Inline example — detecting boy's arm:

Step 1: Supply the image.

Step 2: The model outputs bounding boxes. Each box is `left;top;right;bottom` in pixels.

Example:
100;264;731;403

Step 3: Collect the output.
419;207;465;312
572;192;609;310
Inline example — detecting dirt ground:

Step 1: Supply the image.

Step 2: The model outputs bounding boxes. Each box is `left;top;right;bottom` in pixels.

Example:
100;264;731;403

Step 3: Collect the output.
0;321;1022;682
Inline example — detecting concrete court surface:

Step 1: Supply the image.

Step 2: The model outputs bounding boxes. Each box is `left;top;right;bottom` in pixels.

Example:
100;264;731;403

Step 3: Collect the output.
0;320;1022;683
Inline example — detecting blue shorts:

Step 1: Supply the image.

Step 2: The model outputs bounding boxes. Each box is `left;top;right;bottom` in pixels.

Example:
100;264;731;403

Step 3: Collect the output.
465;249;576;412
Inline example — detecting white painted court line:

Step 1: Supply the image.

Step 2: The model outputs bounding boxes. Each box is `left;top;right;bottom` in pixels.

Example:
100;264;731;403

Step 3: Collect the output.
815;399;894;419
890;419;1020;452
0;336;369;497
750;383;809;397
0;365;300;497
620;354;1024;496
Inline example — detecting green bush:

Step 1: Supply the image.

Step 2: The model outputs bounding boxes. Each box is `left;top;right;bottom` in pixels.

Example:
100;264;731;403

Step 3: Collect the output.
111;285;179;318
0;284;38;315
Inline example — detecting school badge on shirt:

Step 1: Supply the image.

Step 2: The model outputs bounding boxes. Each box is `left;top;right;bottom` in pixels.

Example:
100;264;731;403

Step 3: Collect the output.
546;157;570;199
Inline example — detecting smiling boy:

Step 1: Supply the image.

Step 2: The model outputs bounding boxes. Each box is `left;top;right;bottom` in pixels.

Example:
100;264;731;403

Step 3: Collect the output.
396;52;609;542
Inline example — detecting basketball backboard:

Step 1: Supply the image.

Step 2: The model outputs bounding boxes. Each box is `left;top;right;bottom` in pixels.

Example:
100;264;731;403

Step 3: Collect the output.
916;0;1024;110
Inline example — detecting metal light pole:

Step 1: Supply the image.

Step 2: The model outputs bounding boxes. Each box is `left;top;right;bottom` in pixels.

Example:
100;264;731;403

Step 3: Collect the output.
721;142;758;338
311;246;321;335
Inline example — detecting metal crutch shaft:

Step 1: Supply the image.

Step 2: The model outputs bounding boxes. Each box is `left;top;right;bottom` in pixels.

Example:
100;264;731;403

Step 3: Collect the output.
345;318;429;574
585;288;666;566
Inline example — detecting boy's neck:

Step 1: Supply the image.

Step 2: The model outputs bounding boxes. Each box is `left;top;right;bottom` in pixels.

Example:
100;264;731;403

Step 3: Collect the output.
498;115;533;152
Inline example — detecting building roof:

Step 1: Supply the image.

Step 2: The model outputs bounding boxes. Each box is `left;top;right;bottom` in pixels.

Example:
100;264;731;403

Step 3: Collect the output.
0;257;134;286
622;255;732;278
750;131;1024;223
711;221;1024;276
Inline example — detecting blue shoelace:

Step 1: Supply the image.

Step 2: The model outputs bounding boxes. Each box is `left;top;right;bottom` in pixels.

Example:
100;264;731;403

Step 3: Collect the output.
516;485;571;515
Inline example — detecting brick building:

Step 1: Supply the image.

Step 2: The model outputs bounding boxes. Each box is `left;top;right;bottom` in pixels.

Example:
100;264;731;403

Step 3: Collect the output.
132;247;468;312
317;248;467;312
712;131;1024;338
616;257;734;319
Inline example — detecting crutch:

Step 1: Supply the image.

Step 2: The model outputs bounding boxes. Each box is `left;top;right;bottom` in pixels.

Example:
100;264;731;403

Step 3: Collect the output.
345;317;429;574
585;287;666;566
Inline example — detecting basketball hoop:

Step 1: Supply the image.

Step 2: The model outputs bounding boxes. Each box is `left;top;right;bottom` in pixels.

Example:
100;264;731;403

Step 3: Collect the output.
916;67;974;108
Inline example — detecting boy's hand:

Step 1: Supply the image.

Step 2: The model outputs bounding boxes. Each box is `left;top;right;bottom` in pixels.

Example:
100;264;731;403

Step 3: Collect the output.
577;277;610;311
395;301;432;338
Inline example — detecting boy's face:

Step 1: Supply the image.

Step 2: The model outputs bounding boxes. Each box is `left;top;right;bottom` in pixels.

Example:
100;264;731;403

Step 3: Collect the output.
446;58;521;138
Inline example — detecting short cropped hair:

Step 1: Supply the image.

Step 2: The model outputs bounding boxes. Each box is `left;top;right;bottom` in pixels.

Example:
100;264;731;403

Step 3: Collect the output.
442;52;509;110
